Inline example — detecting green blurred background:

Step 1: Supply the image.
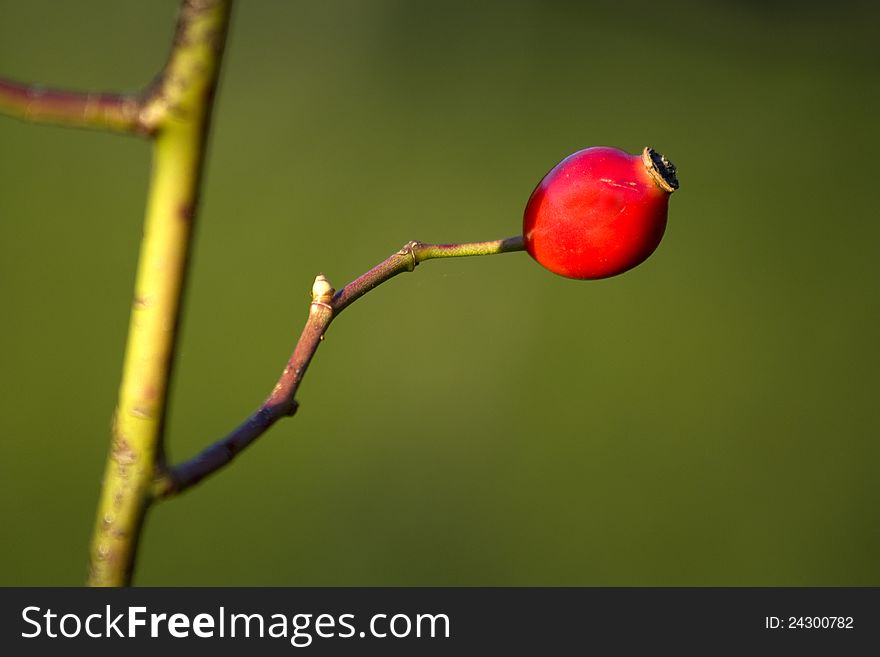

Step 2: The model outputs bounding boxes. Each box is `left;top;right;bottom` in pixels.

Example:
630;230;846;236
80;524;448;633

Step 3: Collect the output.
1;0;878;586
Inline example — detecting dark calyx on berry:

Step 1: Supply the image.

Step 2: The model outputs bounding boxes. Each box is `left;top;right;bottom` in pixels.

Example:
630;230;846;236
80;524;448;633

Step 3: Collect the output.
642;147;679;193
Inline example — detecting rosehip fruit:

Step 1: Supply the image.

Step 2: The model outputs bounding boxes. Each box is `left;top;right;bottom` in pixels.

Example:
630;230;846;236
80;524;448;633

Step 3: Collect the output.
523;146;678;279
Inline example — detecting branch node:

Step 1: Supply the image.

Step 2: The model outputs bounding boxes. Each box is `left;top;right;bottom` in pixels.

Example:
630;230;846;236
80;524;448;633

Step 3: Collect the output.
401;240;422;272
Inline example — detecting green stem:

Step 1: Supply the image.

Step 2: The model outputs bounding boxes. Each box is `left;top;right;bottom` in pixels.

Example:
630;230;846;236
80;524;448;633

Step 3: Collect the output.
155;235;525;497
86;0;232;587
416;235;525;260
333;236;523;313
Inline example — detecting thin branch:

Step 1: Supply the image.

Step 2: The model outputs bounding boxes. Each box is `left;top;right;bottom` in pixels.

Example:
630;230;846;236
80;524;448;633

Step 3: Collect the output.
333;236;524;313
0;79;148;134
155;235;525;498
0;0;230;136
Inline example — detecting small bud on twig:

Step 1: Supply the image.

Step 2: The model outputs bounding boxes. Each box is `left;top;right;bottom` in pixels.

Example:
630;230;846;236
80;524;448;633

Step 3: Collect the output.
310;274;335;307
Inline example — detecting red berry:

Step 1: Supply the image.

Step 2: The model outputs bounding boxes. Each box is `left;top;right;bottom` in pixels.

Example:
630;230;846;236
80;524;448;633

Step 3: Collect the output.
523;146;678;279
